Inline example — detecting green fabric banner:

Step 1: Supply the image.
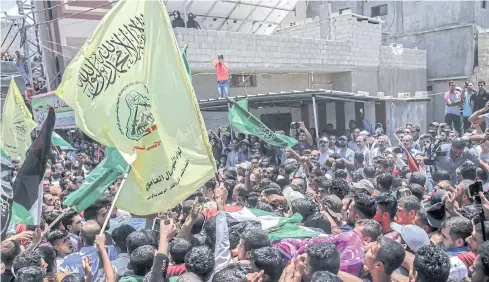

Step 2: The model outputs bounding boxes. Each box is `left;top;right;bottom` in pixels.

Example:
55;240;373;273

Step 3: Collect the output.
228;99;298;148
63;147;129;212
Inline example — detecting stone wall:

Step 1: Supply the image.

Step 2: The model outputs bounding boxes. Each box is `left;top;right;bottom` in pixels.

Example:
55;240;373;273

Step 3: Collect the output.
273;20;321;38
380;46;427;69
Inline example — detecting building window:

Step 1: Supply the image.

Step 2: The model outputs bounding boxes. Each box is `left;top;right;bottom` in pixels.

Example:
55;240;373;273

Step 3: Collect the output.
371;4;388;17
427;85;433;92
483;1;487;9
230;74;257;87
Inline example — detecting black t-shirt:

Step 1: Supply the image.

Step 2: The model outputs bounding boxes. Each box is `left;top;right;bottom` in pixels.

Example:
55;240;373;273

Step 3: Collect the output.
1;270;15;282
293;142;313;156
470;90;489;112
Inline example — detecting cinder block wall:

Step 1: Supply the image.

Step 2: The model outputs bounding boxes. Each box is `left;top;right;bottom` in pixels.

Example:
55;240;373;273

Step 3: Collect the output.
174;27;357;71
273;21;321;38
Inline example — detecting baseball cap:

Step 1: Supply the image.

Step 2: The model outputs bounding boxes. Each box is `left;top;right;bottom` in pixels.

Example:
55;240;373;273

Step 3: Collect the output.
339;135;348;141
321;194;342;221
390;223;430;252
352;179;375;195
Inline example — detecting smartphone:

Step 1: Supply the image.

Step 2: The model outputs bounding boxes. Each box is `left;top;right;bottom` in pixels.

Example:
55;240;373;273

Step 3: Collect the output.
152;218;161;231
468;181;483;198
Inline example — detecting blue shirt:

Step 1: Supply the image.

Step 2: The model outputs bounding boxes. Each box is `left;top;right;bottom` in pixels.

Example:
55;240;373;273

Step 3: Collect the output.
60;245;119;280
340;223;353;232
348;140;357;151
127;218;147;231
446;246;469;257
463;91;473;117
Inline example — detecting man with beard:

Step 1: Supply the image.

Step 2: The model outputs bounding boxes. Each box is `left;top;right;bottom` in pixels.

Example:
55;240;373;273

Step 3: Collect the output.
343;193;377;232
61;211;83;252
329;135;338;151
225;139;239;167
318;137;334;166
293;122;313;155
439;130;449;144
440;216;473;280
236;140;252;163
355;135;372;165
348;128;361;151
419;133;433;154
47;230;74;268
371;135;388;159
336;135;355;168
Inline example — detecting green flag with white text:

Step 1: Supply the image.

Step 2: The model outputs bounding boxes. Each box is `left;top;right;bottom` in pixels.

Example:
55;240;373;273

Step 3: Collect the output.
228;99;298;148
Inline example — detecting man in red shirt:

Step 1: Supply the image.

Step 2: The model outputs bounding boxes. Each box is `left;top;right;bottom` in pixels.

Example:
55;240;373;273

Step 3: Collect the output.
212;54;230;98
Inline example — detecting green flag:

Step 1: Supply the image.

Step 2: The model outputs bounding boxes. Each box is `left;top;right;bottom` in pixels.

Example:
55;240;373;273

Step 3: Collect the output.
182;44;191;81
63;147;129;212
228;99;298;148
51;132;74;150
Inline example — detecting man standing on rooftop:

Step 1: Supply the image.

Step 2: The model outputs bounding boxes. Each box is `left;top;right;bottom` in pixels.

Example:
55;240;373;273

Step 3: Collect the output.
212;54;230;98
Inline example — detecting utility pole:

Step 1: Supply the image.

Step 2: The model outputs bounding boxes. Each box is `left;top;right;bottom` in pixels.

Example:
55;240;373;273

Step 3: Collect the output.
16;0;50;91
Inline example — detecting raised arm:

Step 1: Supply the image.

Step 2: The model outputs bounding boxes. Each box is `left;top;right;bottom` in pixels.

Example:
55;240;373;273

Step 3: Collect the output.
469;101;489;123
176;199;201;240
299;122;313;145
95;234;115;282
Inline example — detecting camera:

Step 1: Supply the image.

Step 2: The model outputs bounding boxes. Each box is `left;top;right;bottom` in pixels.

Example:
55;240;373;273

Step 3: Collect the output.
290;122;300;130
423;137;446;165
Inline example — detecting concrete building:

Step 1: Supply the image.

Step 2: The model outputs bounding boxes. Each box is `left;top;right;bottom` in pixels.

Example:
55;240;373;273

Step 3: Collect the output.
35;0;428;135
320;0;489;123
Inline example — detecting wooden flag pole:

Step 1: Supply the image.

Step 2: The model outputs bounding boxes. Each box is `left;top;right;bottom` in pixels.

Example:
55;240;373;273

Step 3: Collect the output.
99;176;127;235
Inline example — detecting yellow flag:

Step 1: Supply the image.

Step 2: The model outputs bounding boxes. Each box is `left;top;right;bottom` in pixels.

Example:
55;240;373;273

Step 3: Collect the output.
55;0;215;215
1;78;37;163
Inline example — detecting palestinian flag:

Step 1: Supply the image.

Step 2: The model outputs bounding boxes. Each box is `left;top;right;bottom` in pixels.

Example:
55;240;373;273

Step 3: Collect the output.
51;132;73;150
226;207;320;242
12;108;55;225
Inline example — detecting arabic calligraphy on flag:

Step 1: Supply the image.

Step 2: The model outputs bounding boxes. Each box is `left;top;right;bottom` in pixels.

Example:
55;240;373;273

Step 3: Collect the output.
55;0;215;215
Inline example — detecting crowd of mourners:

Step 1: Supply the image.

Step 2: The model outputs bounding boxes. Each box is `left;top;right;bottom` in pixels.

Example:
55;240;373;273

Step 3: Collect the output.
3;110;489;282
